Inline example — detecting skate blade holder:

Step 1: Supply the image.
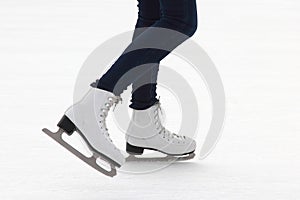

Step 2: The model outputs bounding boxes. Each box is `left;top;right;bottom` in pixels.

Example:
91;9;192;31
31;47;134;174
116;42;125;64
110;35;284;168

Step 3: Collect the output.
126;152;195;162
42;127;117;177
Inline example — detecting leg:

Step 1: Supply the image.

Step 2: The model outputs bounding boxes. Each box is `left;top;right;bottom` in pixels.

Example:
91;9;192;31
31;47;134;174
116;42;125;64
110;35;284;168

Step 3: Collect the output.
125;0;198;157
130;0;161;110
97;0;198;97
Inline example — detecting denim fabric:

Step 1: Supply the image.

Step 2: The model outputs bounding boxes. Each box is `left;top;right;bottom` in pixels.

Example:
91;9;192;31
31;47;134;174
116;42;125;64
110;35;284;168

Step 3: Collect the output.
97;0;198;110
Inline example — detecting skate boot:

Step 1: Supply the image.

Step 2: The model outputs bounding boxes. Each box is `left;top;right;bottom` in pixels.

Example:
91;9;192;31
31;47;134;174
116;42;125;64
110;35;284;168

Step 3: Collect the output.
42;87;125;177
126;101;196;160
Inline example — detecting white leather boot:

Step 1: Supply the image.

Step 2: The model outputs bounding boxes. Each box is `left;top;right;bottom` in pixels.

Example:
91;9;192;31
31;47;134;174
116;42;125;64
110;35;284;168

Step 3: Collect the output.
126;101;196;156
59;87;125;167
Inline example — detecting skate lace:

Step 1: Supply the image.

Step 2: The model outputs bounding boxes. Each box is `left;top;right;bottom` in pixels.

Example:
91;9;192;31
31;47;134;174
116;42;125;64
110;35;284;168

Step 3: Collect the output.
153;101;185;141
99;96;122;143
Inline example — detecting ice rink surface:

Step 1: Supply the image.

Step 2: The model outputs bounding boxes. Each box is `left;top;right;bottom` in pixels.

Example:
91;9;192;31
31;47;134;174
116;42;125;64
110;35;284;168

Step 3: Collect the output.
0;0;299;199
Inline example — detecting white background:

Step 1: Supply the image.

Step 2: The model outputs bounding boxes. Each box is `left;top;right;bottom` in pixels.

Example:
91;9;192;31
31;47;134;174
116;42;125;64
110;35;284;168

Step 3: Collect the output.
0;0;300;199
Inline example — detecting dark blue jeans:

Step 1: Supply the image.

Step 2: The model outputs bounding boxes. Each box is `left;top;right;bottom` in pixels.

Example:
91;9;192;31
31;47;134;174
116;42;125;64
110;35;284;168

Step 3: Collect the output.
97;0;198;110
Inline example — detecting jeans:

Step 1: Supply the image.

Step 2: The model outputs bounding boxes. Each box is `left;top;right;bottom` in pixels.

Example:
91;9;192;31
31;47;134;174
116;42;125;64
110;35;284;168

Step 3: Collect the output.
97;0;198;110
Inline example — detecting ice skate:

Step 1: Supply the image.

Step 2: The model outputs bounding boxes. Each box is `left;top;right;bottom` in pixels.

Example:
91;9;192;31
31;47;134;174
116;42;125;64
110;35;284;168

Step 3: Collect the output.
42;87;125;177
125;101;196;162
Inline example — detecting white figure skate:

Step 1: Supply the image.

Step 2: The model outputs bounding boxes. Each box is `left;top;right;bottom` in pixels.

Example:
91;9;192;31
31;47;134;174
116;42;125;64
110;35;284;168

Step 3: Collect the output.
126;101;196;162
42;87;125;177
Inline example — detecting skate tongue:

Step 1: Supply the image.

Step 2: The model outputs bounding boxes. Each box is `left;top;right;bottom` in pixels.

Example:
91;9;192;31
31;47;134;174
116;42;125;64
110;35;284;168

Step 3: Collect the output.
112;96;122;111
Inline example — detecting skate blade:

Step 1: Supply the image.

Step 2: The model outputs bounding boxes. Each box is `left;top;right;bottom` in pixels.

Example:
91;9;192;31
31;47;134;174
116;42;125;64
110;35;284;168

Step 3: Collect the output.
42;128;117;177
126;153;195;162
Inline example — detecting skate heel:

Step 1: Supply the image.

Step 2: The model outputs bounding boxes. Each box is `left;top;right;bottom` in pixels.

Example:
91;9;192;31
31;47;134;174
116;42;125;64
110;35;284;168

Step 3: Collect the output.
126;142;144;155
57;115;76;136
